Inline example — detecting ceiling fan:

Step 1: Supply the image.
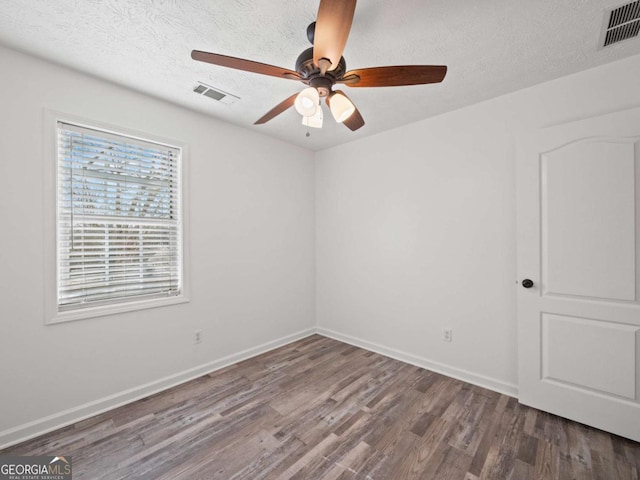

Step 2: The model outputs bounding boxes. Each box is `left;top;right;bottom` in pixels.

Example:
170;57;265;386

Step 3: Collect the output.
191;0;447;132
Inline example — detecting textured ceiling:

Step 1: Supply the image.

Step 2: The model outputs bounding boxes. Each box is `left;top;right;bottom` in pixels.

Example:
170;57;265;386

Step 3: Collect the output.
1;0;639;151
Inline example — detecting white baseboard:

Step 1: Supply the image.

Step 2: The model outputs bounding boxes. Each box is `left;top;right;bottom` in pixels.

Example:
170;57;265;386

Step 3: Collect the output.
1;326;518;450
0;328;316;450
315;327;519;398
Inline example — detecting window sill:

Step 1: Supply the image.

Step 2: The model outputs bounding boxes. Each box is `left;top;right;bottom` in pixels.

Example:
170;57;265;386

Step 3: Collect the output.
46;294;190;325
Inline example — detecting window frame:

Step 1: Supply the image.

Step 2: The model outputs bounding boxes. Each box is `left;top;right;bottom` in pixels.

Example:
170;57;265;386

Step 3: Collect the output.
44;110;190;325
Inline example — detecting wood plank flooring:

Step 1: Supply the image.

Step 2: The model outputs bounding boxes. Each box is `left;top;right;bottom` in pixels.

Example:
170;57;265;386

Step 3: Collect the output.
2;335;639;479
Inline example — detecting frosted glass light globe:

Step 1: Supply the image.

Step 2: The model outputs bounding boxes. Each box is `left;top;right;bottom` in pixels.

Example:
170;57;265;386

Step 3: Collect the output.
294;87;319;117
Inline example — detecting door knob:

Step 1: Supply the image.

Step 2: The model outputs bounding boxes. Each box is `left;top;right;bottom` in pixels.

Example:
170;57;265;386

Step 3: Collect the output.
521;279;534;288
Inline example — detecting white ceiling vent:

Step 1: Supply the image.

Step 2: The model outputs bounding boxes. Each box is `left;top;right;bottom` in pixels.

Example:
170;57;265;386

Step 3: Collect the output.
602;1;640;47
193;82;240;105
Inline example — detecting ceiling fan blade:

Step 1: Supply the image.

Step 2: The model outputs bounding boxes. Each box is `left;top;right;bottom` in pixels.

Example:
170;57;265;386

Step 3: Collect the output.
326;90;365;131
254;93;299;125
313;0;357;74
340;65;447;87
192;50;301;81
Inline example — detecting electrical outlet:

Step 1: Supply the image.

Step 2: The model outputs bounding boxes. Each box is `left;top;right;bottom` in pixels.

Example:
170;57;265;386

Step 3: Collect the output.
442;328;453;343
194;330;202;344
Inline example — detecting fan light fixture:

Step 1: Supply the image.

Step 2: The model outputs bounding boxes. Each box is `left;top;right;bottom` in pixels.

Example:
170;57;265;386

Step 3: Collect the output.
329;93;355;123
294;87;319;117
302;105;323;128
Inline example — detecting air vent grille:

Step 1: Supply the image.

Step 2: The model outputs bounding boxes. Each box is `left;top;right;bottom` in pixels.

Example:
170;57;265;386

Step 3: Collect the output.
603;1;640;47
193;82;240;105
203;88;225;101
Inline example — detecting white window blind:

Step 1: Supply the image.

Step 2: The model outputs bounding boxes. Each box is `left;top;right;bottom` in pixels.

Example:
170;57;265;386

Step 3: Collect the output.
56;122;182;311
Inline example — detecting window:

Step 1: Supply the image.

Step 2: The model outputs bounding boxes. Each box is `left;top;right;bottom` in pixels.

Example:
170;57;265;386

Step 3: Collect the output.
51;119;186;321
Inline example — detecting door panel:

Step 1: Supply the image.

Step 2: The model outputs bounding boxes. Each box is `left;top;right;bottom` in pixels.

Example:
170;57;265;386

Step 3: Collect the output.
542;313;637;399
517;107;640;442
541;140;636;301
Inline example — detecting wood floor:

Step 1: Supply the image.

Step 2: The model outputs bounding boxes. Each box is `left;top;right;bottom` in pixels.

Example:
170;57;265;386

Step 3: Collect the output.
2;335;639;479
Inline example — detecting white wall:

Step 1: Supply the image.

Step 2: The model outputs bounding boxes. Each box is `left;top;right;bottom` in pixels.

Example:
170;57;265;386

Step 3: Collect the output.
3;39;640;448
0;45;315;447
315;53;640;394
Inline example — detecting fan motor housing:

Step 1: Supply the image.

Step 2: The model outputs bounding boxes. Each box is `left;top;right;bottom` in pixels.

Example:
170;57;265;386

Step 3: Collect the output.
295;47;346;96
295;47;318;78
309;76;333;97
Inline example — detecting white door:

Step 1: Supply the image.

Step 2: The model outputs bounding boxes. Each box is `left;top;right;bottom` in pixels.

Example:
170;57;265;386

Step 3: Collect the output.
517;107;640;442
